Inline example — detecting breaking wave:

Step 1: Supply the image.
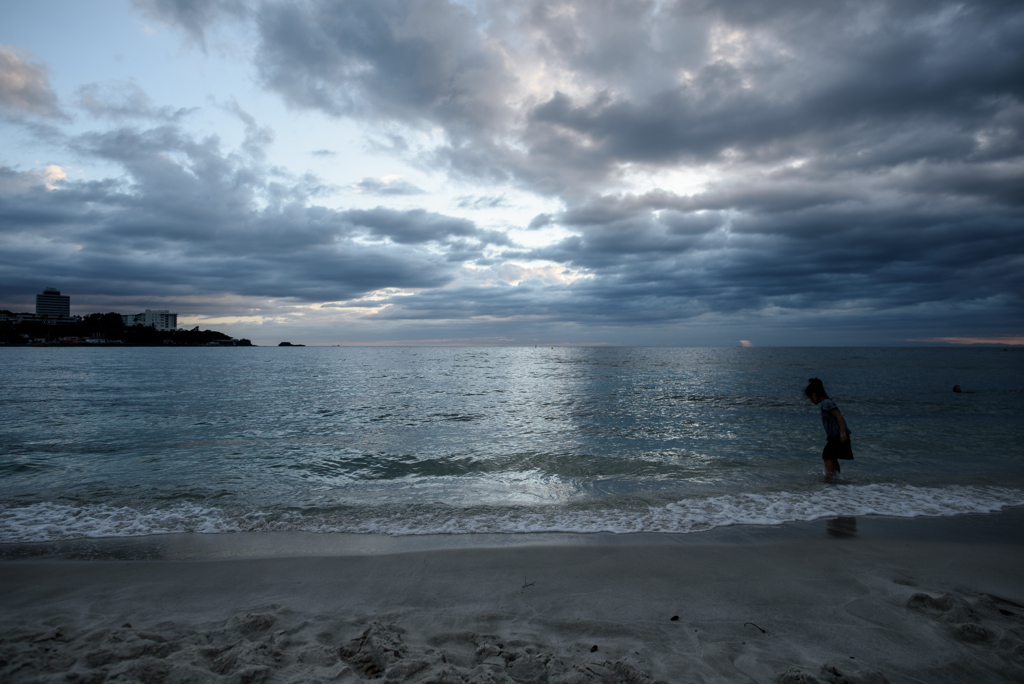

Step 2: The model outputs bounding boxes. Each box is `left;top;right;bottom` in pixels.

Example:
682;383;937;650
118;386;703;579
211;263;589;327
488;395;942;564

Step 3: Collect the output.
3;484;1023;543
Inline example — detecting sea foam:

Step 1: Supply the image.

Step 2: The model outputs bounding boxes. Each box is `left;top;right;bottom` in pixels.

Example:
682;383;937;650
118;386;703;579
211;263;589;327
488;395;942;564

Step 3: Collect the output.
2;484;1023;543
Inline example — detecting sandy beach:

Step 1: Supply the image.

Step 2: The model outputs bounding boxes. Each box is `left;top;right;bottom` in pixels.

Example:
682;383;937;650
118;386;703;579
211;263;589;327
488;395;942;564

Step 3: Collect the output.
3;512;1024;684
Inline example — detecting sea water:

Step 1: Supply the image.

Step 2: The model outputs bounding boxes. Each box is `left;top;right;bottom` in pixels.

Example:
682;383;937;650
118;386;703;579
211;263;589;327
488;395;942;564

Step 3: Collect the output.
1;346;1022;542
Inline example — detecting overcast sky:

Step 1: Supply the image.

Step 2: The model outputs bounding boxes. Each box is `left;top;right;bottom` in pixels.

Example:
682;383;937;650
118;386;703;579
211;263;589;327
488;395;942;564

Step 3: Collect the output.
1;0;1021;346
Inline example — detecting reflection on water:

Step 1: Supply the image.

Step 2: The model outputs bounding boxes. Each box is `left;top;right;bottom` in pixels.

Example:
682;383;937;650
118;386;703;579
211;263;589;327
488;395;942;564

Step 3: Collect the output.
827;516;858;538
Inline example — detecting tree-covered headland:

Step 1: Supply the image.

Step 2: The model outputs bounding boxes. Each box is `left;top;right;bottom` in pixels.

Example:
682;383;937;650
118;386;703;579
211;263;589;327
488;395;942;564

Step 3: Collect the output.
0;312;253;346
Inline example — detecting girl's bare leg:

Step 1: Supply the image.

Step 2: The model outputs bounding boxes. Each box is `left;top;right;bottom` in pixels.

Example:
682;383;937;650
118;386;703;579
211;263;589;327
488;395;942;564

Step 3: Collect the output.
824;459;840;479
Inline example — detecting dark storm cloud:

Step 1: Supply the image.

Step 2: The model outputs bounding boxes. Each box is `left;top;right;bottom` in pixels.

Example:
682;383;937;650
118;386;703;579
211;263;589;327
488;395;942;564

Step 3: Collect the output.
131;0;1024;187
253;0;513;137
16;0;1024;340
0;120;505;308
238;0;1024;212
515;3;1023;194
369;149;1022;330
487;178;1024;325
354;177;425;196
339;207;516;257
133;0;1024;193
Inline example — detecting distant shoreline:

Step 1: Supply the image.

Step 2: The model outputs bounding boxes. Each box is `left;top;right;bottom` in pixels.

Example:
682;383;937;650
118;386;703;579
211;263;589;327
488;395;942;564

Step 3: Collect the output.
0;341;256;347
0;316;252;347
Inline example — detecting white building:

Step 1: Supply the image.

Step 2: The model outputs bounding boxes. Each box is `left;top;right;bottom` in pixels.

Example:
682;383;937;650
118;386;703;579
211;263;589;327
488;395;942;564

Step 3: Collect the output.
36;287;71;319
122;309;178;331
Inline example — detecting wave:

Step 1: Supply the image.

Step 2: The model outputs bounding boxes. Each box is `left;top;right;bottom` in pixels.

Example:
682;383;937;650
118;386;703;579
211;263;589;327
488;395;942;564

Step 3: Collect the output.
2;484;1023;543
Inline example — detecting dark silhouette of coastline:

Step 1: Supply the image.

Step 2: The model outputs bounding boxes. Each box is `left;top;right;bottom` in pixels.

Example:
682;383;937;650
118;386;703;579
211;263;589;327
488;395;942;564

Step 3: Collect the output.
0;311;252;346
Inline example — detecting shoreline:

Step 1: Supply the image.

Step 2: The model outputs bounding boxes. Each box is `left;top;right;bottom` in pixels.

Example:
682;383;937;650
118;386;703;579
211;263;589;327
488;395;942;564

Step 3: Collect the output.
3;505;1024;562
3;510;1024;682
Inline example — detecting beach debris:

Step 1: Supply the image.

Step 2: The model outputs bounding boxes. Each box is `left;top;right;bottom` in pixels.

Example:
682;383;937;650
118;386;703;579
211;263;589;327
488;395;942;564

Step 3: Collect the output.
590;645;598;652
670;615;679;621
522;576;535;588
744;622;767;634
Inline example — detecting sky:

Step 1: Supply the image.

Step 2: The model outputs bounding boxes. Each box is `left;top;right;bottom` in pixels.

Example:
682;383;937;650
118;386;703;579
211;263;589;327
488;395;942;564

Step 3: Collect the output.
1;0;1021;346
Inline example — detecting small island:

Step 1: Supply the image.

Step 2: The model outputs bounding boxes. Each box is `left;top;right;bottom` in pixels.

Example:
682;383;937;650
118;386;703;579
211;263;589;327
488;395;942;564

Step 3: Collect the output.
278;342;305;347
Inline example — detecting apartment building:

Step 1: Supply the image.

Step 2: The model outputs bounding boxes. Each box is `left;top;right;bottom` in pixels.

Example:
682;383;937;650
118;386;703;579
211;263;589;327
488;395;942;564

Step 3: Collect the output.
122;309;178;331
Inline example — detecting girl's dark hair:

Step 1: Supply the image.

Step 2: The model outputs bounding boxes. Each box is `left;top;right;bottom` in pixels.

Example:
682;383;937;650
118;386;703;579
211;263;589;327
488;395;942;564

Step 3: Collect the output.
804;378;828;399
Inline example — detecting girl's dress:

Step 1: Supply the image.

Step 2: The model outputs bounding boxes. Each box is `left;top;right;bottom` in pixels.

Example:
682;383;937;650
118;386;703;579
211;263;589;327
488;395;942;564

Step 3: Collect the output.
820;398;854;460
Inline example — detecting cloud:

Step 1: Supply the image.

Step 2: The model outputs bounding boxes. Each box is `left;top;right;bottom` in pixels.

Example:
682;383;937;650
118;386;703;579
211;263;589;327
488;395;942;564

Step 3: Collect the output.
354;176;424;196
516;178;1024;319
5;0;1023;344
129;0;247;48
126;0;1024;195
455;195;509;210
228;0;1024;205
225;99;274;160
0;164;68;199
253;0;513;138
0;46;64;118
0;121;494;309
76;79;195;121
340;207;515;250
528;213;553;230
359;160;1023;335
509;0;1024;193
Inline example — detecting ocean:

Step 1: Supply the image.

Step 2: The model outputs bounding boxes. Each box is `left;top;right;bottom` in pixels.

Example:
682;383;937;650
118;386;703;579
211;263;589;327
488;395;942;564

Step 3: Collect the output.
1;346;1022;543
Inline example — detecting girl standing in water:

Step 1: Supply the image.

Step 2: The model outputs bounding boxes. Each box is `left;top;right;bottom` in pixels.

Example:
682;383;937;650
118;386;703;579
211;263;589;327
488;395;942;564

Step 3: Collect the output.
805;378;853;480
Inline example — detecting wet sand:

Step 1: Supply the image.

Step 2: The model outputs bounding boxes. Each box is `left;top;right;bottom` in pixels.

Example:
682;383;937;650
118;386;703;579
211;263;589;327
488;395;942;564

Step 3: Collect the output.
2;511;1024;683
